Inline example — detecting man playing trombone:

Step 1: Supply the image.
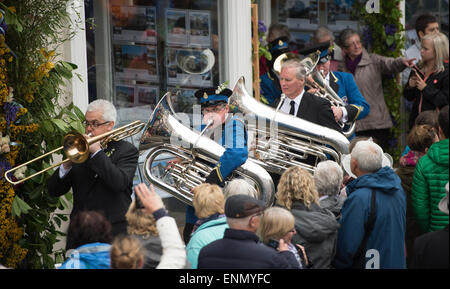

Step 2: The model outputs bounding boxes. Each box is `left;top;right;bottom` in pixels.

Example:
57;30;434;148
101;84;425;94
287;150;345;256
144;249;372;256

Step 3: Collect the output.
48;99;139;250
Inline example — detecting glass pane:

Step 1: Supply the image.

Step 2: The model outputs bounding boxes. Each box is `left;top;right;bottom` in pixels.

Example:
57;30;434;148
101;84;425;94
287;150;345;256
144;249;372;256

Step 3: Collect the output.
84;0;220;129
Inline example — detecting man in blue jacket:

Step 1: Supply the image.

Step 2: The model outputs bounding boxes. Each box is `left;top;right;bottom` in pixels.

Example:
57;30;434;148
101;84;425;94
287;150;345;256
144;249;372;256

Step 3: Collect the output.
307;46;370;140
333;140;406;269
183;84;248;243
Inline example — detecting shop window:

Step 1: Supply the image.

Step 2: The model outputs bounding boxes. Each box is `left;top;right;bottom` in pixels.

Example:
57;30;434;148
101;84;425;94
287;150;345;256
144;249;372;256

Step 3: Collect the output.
84;0;220;127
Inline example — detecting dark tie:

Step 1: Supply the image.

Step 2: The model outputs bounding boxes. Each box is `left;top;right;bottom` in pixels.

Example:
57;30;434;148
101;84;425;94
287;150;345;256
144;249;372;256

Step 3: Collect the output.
289;100;296;115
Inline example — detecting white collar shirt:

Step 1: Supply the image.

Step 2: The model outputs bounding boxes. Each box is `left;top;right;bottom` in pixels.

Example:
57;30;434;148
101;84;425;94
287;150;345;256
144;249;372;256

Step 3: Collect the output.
280;89;305;116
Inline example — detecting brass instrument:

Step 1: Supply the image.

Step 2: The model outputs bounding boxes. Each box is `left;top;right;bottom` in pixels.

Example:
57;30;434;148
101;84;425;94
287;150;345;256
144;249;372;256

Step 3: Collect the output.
229;76;349;175
4;120;146;185
138;92;275;207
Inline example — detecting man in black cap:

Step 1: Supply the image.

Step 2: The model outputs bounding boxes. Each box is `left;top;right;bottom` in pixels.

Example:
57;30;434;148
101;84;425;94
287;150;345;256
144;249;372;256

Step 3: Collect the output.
197;195;300;269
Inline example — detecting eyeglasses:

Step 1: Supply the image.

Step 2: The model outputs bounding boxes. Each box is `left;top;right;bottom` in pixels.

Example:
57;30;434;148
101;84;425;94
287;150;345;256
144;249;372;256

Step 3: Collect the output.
345;40;362;48
82;120;110;128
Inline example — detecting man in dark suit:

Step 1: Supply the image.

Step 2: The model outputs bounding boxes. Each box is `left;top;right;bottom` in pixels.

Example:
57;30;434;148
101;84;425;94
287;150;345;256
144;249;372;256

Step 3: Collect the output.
272;58;342;133
48;99;139;250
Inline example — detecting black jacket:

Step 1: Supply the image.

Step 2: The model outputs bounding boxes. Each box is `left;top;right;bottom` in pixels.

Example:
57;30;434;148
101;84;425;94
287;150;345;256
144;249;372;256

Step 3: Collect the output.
411;226;449;269
48;140;139;248
197;228;300;269
403;62;449;129
271;91;343;133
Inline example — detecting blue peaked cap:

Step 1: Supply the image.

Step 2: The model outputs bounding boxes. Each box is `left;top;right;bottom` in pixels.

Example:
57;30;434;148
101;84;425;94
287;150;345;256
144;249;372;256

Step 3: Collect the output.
195;87;232;107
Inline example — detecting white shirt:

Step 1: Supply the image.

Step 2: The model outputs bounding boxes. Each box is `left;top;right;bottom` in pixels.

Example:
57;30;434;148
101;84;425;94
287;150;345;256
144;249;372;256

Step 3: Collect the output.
280;90;305;116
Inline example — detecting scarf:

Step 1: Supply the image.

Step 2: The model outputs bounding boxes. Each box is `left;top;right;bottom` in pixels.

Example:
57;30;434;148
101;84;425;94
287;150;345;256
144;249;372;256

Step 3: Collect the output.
345;53;362;75
192;213;225;233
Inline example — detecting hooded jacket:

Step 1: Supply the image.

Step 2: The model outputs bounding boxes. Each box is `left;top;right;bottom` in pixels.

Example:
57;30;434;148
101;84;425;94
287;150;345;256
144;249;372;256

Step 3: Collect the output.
412;139;449;233
290;202;340;269
58;243;111;269
333;166;406;269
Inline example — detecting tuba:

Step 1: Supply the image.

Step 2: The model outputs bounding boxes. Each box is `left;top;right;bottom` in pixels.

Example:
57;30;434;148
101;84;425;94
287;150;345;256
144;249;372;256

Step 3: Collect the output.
229;76;349;175
138;92;275;207
273;51;356;137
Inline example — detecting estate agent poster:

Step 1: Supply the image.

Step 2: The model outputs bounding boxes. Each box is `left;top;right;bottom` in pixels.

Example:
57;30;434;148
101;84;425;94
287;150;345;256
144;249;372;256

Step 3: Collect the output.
166;9;188;46
189;10;211;47
114;44;159;82
111;5;157;44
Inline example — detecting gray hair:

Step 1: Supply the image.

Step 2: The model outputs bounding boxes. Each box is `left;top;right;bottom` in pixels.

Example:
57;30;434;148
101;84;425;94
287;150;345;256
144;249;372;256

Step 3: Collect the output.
313;26;334;44
337;28;359;48
281;59;307;80
351;140;383;173
224;179;259;200
86;99;117;124
314;160;343;197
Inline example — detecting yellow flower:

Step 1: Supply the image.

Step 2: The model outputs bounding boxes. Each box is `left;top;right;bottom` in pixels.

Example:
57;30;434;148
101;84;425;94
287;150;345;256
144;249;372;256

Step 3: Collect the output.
8;56;13;63
45;62;54;70
8;6;16;14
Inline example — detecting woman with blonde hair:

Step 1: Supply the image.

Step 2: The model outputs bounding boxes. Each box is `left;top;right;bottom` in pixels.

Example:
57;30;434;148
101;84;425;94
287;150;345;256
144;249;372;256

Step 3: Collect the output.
276;166;339;269
125;198;162;268
110;235;145;269
404;32;449;129
186;183;228;269
257;207;309;268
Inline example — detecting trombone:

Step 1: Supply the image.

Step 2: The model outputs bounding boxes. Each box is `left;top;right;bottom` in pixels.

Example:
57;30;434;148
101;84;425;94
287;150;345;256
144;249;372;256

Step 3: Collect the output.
4;120;146;185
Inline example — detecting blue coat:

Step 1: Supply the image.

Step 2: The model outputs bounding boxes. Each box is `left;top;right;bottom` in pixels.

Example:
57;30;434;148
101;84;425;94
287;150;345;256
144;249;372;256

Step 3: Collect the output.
216;115;248;180
330;71;370;122
186;115;248;225
260;72;281;105
333;166;406;269
186;217;229;269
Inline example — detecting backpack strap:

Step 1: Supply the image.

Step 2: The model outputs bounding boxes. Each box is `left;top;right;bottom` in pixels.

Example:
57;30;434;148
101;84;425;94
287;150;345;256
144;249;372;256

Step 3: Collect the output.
351;188;377;268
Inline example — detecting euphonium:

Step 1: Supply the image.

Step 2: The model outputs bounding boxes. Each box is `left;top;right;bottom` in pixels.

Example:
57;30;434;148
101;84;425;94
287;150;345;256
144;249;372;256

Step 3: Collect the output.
301;55;356;137
138;92;275;207
228;76;349;175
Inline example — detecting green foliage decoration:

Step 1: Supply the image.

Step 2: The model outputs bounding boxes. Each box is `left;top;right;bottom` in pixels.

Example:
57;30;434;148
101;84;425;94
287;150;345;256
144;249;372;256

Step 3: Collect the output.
0;1;84;268
355;0;406;159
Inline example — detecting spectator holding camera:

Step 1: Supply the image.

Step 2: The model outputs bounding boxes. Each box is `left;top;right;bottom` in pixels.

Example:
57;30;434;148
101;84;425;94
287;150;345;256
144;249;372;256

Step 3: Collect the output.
134;183;187;269
257;206;309;268
404;32;449;130
125;197;162;269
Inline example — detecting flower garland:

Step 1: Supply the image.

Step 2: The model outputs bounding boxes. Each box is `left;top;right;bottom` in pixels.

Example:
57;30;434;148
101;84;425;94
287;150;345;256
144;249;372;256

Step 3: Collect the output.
356;0;406;159
1;0;84;268
0;11;29;267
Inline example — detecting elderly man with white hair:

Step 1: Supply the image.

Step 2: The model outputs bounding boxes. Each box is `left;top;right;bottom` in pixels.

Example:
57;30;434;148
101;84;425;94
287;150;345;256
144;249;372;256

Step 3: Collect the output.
332;140;406;269
314;160;345;219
